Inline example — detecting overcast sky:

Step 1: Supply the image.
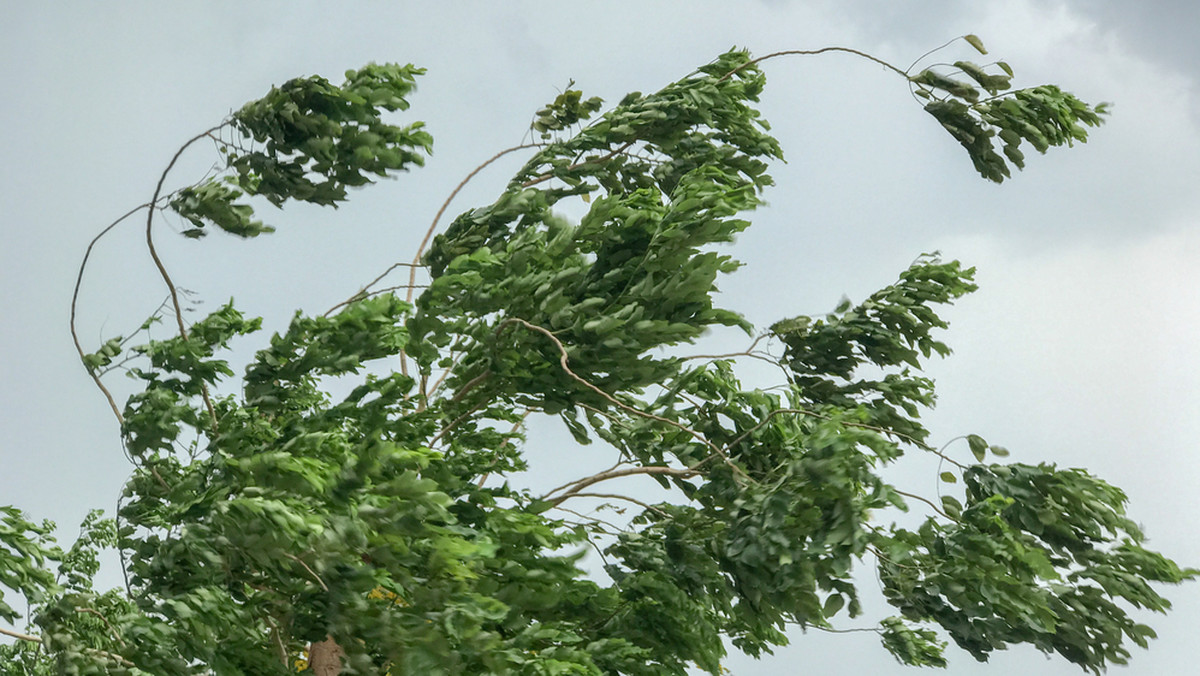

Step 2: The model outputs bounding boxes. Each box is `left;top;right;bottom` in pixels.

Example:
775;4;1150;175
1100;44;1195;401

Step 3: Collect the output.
2;2;1198;674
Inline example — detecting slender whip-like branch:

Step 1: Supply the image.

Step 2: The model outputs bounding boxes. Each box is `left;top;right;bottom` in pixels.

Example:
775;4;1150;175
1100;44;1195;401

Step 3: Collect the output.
552;491;671;517
71;203;152;427
144;125;226;434
717;47;909;84
76;607;127;649
390;142;544;379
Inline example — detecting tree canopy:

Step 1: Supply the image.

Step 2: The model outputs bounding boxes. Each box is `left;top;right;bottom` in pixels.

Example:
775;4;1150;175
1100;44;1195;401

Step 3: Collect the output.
1;37;1193;675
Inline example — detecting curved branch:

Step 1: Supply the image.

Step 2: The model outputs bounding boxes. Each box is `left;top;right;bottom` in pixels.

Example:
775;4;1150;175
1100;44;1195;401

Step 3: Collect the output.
70;203;152;427
144;125;226;434
552;491;671;517
392;142;543;379
891;488;952;520
406;143;545;305
544;466;699;505
497;317;748;482
718;47;908;84
76;607;127;649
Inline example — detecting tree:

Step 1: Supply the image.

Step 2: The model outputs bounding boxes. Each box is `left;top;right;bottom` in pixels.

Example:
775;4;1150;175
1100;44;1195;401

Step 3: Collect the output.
0;37;1193;675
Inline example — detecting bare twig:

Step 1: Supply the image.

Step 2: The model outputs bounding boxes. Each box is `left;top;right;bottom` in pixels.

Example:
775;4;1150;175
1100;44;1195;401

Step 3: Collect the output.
552;491;671;517
71;203;152;427
542;459;628;499
717;47;908;84
144;125;226;435
391;142;544;378
324;269;427;317
681;335;769;361
892;488;952;520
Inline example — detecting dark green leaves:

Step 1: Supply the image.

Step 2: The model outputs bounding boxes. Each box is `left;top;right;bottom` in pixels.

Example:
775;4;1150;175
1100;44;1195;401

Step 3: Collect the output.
167;63;433;240
28;41;1192;675
912;57;1108;182
880;464;1198;673
231;63;432;208
169;179;272;238
531;83;604;139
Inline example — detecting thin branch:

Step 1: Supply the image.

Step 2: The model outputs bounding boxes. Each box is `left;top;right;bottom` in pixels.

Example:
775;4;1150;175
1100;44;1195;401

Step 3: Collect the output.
892;488;952;520
544;466;700;505
497;317;748;482
406;143;545;304
519;140;637;189
553;491;671;517
426;349;468;400
76;607;127;649
396;142;544;379
264;614;290;668
718;47;908;84
812;625;883;635
905;35;968;75
428;399;489;448
323;268;426;317
448;369;493;404
932;435;971;470
681;334;768;361
283;552;328;592
542;458;628;499
553;505;629;535
0;625;40;643
71;203;152;427
144;125;226;434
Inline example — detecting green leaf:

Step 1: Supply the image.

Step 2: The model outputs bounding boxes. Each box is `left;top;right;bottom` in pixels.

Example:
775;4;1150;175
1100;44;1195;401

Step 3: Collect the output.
939;471;958;484
940;495;963;518
823;593;845;618
964;34;988;55
967;434;988;462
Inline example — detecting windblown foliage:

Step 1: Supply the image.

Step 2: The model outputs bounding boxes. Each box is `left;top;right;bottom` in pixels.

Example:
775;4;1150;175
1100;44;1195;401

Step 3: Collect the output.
2;38;1191;675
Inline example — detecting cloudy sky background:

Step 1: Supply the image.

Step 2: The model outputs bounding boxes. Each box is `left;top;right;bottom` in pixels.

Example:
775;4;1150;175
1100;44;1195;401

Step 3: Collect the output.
2;2;1198;673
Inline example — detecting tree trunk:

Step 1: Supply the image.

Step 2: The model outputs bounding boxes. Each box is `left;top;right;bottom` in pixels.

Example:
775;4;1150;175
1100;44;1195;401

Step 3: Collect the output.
308;636;345;676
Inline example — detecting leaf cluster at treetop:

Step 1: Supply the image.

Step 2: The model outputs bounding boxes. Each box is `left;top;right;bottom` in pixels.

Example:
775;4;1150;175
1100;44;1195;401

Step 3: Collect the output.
0;37;1192;675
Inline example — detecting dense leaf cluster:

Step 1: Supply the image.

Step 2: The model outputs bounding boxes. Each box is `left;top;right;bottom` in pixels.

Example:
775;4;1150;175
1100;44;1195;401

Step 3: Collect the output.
2;41;1192;675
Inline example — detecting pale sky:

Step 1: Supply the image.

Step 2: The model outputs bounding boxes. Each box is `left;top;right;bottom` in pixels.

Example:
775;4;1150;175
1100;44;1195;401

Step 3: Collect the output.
2;2;1198;674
